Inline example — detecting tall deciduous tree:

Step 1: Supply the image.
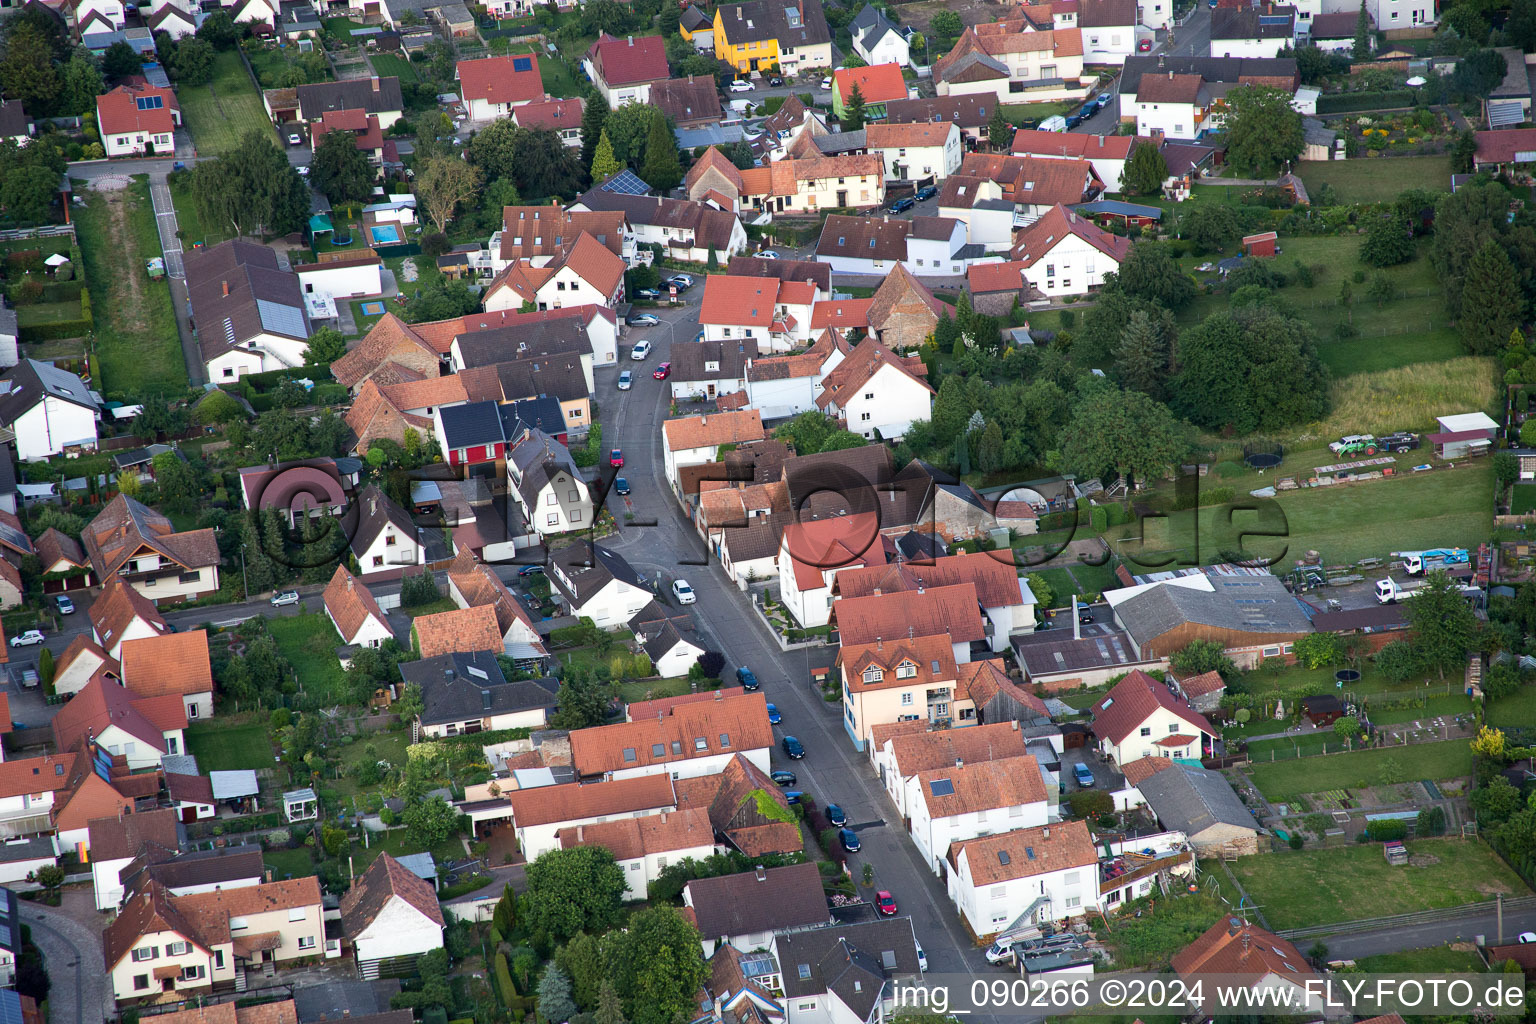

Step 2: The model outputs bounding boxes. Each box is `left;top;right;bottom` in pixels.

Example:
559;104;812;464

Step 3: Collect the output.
415;157;482;233
604;102;655;168
466;116;521;181
523;846;627;945
1122;141;1168;196
1180;202;1241;254
514;126;583;200
1458;238;1523;355
1053;379;1192;489
1359;213;1414;267
590;129;623;182
311;130;374;207
187;131;309;237
1405;570;1480;678
1108;241;1196;309
604;906;709;1024
171;36;215;86
58;52;104;117
1171;305;1329;434
1221;84;1304;176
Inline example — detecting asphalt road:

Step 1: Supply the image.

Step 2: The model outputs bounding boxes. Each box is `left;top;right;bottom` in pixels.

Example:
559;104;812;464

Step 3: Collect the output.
1319;905;1536;961
1070;4;1213;131
20;902;111;1024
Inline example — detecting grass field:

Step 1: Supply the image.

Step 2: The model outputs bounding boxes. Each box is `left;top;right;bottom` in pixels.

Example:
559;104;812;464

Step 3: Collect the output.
168;173;232;247
72;176;184;399
1104;461;1491;570
1487;683;1536;728
1227;839;1527;930
369;53;418;82
1096;890;1229;969
264;846;316;882
266;613;349;704
538;56;582;101
181;50;273;156
1245;739;1473;802
16;300;84;325
1295;155;1454;205
185;722;272;771
1514;484;1536;515
1358;945;1487;973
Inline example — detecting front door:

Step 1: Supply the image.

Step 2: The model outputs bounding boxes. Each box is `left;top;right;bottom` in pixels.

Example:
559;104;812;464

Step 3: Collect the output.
837;190;848;206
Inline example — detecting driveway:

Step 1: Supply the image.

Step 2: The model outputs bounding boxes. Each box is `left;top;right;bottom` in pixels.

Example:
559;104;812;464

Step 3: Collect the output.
19;891;111;1024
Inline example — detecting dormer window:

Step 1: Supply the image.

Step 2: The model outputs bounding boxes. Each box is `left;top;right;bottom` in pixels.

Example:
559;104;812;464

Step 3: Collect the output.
863;665;884;683
896;660;917;679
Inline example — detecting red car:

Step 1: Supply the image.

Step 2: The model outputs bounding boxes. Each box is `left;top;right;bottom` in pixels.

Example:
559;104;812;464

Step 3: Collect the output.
653;362;672;381
610;449;624;467
876;890;897;916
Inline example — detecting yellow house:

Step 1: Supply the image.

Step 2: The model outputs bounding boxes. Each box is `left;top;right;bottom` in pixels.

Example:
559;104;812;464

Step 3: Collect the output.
714;0;834;75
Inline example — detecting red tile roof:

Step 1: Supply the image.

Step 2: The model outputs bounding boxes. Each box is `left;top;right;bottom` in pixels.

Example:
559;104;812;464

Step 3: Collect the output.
323;564;390;645
53;677;186;756
950;819;1096;884
339;851;445;937
1172;916;1315;984
96;79;179;138
830;582;985;645
1010;129;1146;160
814;336;932;411
558;807;715;860
1474;128;1536;166
1089;669;1216;745
1119;755;1177;786
506;774;676;828
780;512;885;591
662;409;765;452
585;33;669;88
119;630;212;699
700;275;781;327
840;634;956;694
1011;203;1132;267
967;260;1028;294
414;604;504;658
457;55;545;106
569;692;775;776
514;95;585;131
917;754;1045;817
809;298;873;331
834;62;909;105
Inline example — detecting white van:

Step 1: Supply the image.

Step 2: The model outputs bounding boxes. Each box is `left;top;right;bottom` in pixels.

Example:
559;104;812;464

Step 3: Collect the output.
1038;115;1068;133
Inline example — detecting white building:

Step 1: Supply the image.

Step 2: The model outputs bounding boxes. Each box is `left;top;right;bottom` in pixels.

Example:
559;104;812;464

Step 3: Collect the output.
558;808;719;898
503;774;678;861
88;808;181;911
850;4;912;66
774;919;923;1024
350;485;425;574
339;852;446;973
698;275;817;355
186;240;312;382
813;337;934;441
1088;669;1217;765
909;755;1048;874
0;359;99;462
1080;0;1140;64
403;652;558;738
742;330;850;420
322;565;394;649
1006;204;1132;298
567;692;774;783
508;431;592;538
947;821;1100;936
549;540;654;631
777;512;884;630
872;721;1032;820
684;862;830;958
661;410;766;498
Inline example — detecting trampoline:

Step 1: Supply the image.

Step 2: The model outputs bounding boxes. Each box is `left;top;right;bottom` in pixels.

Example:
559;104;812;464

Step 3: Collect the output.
1244;439;1284;469
360;300;387;316
368;224;402;245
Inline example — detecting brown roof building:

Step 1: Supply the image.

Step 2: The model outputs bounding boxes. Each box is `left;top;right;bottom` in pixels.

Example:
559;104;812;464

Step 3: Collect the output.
82;495;219;599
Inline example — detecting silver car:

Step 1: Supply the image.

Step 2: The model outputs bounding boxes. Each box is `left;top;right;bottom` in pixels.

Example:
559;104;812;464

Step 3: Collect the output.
270;591;300;607
618;370;634;390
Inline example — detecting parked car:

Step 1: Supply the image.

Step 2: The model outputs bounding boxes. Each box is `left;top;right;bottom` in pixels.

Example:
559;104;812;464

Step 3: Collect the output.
52;594;75;615
610;448;624;467
287;132;303;146
668;274;694;290
729;79;754;92
633;287;660;300
756;249;780;259
826;803;846;826
771;769;797;786
768;76;784;86
671;579;696;604
614;477;631;496
915;185;938;202
653;362;672;381
14;666;37;689
736;666;760;690
784;790;804;804
1073;762;1095;787
820;77;833;90
1079;612;1094;624
8;630;43;648
1039;115;1068;133
1520;932;1536;943
631;340;653;360
838;828;860;852
876;890;898;916
887;196;915;214
618;370;634;390
766;703;781;724
1138;37;1153;50
628;313;659;327
916;943;927;972
270;591;300;607
518;564;545;576
782;735;806;759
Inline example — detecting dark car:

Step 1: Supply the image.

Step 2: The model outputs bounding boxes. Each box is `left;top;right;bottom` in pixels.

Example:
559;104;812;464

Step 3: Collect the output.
614;477;631;496
915;185;938;202
1076;103;1096;120
633;288;660;300
1079;613;1095;624
826;803;846;827
784;790;804;804
736;666;760;691
766;702;781;725
839;828;861;852
518;564;545;576
888;196;915;214
782;735;806;759
1065;113;1084;130
768;76;784;87
770;769;797;786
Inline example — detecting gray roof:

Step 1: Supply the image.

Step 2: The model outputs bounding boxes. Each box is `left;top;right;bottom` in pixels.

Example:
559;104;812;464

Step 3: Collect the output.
1011;623;1148;678
1136;763;1261;838
296;78;404;121
211;770;261;800
1120;56;1298;98
507;429;583;510
851;4;902;51
0;837;54;865
393;851;437;881
716;0;831;48
185;239;310;363
490;357;589;404
350;484;418;558
1210;5;1293;39
0;307;16;339
777;918;921;1019
686;862;829;940
550;540;648;606
885;94;997;129
401;651;558;726
0;100;29;140
0;359;100;425
669;340;748;382
939;51;1009;84
454;319;588;370
727;257;831;292
811;129;867;155
1114;574;1314;650
293;980;396;1023
634;613;703;663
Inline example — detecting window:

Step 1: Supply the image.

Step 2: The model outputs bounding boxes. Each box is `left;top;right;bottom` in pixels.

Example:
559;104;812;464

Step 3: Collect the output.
1009;804;1023;817
1140;726;1151;736
990;886;1006;900
132;947;158;962
1262;645;1282;657
288;908;306;922
178;570;201;585
896;661;917;679
1063;871;1080;885
134;975;149;991
959;707;976;720
861;412;871;421
694;737;708;751
373;556;383;567
568;489;579;501
900;693;912;706
298;936;316;951
570;509;582;523
547;492;558;505
935;702;948;715
652;743;665;757
385;535;396;546
1169;723;1180;733
1046;264;1055;277
1065;896;1081;909
223;367;235;378
547;513;559;526
863;665;884;683
864;392;874;400
166;941;190;955
623;747;637;763
719;733;731;747
671;741;683;755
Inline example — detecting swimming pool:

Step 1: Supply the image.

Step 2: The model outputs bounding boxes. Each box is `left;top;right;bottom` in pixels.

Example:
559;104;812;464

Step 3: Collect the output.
368;224;402;245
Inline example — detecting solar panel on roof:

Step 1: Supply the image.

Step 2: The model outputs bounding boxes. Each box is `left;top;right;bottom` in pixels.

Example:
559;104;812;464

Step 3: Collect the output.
257;298;309;338
512;55;533;71
0;991;22;1024
600;169;652;195
135;95;164;110
997;850;1010;864
929;778;954;796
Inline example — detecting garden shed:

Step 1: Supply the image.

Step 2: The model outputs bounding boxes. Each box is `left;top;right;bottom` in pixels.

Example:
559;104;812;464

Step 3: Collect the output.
1241;232;1277;258
1300;694;1346;727
284;787;319;822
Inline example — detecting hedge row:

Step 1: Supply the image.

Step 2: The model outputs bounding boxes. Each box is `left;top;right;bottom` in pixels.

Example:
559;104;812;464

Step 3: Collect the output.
18;284;93;342
1316;90;1417;114
240;363;333;393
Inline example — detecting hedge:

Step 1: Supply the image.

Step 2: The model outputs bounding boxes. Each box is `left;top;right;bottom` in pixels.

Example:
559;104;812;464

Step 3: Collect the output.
18;284;93;342
493;952;516;1005
1316;90;1417;114
240;363;334;393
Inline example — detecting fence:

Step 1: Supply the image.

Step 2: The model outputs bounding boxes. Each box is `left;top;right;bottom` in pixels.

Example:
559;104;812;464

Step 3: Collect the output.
1276;893;1536;941
0;225;75;242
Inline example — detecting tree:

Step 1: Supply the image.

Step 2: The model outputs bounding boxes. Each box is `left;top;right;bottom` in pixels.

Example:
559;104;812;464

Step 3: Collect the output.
1458;238;1523;355
1293;632;1346;669
153;452;203;514
1180;202;1241;254
987;107;1011;151
1222;84;1304;176
605;906;709;1024
1471;725;1507;759
604;102;657;168
1473;776;1523;825
1024;573;1055;612
1366;272;1395;306
1359;214;1414;267
515;126;584;200
550;668;612;729
523;846;627;945
930;10;962;38
303;327;347;365
171;36;215;86
395;682;424;726
187;131;309;237
640;111;683;193
1114;309;1169;398
538;964;578;1024
403;795;460;846
467;117;521;181
581;92;610;175
1053;380;1192;490
1;24;60;109
416;157;482;233
1352;0;1371;58
1108;242;1196;309
1405;570;1480;679
1122;141;1168;196
34;864;64;895
1450;128;1478;175
311;129;374;207
843;82;867;131
1169;638;1238;680
729;140;755;169
1171;306;1329;434
595;980;626;1024
58;52;105;118
1332;714;1361;743
1;164;60;226
1375;639;1418;682
591;128;623;183
197;10;241;48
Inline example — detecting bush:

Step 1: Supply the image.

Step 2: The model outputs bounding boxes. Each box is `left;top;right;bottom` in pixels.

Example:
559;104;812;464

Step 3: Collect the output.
1287;834;1305;849
1068;789;1113;818
1416;805;1446;837
1365;818;1408;841
494;952;516;1004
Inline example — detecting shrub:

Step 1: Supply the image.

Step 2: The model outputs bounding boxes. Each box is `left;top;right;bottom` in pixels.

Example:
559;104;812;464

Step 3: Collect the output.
1365;819;1407;841
1287;834;1305;849
494;952;516;1004
1068;789;1113;818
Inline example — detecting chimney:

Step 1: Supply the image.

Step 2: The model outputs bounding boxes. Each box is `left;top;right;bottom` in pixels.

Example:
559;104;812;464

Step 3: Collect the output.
876;636;882;650
627;35;634;45
755;865;767;881
1168;70;1174;79
221;280;230;297
955;758;963;768
1043;826;1049;838
265;868;273;882
372;78;380;93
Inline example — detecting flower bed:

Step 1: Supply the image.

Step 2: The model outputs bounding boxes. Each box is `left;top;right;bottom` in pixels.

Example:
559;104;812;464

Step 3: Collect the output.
1345;110;1453;155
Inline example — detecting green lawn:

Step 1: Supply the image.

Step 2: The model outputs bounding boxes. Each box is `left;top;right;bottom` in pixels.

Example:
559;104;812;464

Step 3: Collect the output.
16;300;84;325
1095;890;1229;969
538;55;582;99
1487;684;1536;729
71;177;184;400
1296;155;1454;205
185;721;273;771
1367;692;1474;725
1245;739;1473;803
181;50;273;157
1357;945;1487;973
1105;462;1491;571
369;53;418;83
1513;484;1536;516
350;827;465;873
264;846;316;882
1227;839;1528;930
265;613;349;704
167;173;232;247
617;678;693;703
